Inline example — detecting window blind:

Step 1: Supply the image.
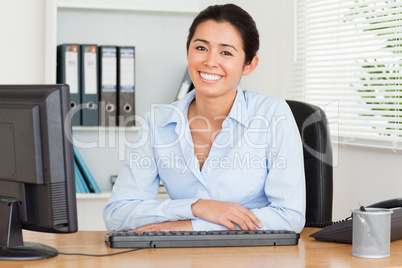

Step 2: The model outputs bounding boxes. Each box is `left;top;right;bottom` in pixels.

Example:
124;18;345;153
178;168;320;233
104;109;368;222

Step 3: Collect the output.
295;0;402;149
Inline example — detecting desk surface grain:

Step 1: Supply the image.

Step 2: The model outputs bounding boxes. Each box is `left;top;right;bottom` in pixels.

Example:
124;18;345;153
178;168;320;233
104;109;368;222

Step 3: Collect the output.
0;228;401;267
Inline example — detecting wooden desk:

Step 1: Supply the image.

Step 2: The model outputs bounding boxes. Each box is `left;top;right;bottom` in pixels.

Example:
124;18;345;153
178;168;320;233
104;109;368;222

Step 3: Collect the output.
1;228;401;267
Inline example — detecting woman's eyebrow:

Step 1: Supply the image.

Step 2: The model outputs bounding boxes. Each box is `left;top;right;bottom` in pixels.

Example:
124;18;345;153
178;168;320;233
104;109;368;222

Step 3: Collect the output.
193;38;210;45
193;38;237;51
221;43;237;51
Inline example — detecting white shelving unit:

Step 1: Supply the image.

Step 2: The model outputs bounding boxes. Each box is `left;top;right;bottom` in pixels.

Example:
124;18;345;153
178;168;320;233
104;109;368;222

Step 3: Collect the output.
73;127;142;230
72;126;141;192
57;1;209;13
45;0;216;230
45;0;216;117
76;190;170;231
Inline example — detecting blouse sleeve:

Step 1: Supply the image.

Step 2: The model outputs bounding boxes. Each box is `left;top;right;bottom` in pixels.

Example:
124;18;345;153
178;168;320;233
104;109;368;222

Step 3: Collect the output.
102;113;198;231
251;100;306;233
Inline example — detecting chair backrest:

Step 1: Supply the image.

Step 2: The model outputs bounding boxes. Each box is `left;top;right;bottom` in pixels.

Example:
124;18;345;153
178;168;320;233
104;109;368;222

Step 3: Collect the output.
286;100;333;227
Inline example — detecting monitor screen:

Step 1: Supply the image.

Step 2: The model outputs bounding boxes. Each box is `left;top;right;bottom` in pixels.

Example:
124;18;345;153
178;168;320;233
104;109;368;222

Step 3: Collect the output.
0;84;78;260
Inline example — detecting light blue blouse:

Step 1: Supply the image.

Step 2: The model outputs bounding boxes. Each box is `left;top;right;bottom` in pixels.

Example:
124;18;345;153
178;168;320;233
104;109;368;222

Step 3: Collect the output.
103;87;306;232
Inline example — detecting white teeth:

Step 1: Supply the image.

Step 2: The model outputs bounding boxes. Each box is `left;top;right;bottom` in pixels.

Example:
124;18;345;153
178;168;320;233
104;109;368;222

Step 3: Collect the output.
200;72;222;81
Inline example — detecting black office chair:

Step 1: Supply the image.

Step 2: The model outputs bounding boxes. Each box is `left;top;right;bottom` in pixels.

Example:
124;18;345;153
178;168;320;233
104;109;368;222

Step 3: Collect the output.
286;100;333;227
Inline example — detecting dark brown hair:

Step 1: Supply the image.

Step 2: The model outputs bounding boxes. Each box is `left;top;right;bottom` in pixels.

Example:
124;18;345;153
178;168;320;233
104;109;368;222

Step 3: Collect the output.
186;4;259;65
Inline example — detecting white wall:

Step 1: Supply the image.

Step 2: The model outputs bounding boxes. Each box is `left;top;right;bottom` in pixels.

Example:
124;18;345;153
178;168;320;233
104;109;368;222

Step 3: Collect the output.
217;0;295;98
333;145;402;219
0;0;46;83
218;0;402;220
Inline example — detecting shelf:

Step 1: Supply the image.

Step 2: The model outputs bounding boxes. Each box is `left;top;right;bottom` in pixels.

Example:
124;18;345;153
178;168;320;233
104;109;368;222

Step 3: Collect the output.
57;2;205;14
76;192;111;199
76;191;169;201
76;185;167;200
72;125;141;132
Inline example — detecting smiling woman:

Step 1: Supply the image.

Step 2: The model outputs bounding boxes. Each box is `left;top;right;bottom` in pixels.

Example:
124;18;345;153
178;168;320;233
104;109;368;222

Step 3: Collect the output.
186;19;258;170
187;20;258;100
103;4;306;234
186;4;260;65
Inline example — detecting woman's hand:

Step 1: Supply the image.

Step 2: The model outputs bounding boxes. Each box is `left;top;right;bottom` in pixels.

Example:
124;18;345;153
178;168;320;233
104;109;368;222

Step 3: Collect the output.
191;199;263;230
131;220;193;232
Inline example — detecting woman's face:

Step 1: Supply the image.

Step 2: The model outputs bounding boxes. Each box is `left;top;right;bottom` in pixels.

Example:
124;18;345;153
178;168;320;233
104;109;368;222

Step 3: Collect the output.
187;20;256;99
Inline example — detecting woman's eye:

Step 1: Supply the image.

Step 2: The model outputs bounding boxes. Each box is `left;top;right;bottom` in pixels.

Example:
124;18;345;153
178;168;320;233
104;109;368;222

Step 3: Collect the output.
221;51;233;56
196;46;207;51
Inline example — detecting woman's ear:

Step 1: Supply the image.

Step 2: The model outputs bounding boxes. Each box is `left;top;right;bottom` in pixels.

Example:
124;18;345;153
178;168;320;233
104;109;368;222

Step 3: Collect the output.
242;56;259;76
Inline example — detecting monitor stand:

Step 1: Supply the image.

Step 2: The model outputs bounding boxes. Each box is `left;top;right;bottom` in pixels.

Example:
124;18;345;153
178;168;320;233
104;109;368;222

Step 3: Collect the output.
0;197;58;261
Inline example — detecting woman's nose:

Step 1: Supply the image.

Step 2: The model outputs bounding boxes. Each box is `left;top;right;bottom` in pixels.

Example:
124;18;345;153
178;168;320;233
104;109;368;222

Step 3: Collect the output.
203;51;219;68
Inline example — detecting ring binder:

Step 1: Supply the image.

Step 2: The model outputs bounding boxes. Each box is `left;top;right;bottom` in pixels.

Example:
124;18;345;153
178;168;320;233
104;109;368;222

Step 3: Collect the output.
80;44;99;126
99;46;118;126
117;46;136;126
57;44;81;126
176;67;194;101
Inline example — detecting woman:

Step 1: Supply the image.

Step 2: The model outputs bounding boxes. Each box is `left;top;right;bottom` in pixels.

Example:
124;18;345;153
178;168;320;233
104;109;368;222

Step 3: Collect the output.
103;4;306;233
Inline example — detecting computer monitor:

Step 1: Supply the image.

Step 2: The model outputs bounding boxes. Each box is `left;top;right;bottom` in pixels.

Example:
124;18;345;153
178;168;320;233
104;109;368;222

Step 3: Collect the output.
0;84;78;260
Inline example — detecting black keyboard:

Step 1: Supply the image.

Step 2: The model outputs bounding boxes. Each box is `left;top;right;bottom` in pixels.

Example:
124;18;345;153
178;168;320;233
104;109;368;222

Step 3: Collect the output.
105;230;299;248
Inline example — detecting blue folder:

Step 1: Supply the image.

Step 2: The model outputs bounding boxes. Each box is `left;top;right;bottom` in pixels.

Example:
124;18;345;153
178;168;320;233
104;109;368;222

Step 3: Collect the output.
74;161;89;193
74;163;83;193
73;146;102;193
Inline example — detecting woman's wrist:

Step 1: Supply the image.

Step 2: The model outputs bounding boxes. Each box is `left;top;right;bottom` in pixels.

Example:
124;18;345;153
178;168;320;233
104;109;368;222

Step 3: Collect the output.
191;199;204;217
